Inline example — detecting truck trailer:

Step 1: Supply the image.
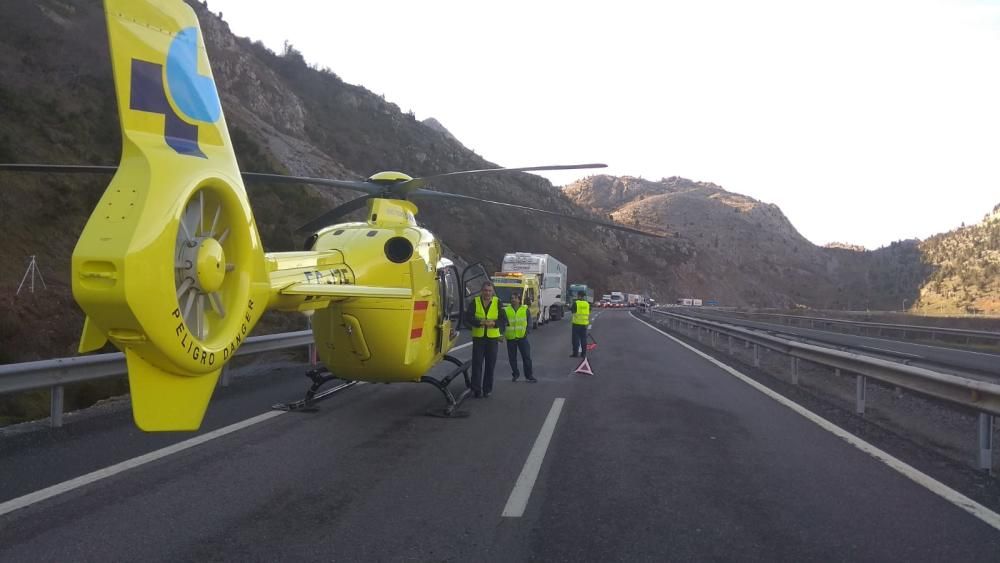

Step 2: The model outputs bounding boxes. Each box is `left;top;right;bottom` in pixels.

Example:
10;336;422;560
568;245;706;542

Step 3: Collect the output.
500;252;568;323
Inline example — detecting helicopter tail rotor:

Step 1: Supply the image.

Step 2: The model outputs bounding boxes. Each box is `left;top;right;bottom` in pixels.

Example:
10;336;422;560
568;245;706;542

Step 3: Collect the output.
67;0;271;430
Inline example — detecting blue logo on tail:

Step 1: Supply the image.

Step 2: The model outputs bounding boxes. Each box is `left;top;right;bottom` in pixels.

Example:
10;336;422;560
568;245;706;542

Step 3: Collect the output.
129;27;222;158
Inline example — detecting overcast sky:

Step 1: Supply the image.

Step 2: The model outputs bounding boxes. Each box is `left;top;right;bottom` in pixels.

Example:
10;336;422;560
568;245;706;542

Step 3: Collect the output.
207;0;1000;249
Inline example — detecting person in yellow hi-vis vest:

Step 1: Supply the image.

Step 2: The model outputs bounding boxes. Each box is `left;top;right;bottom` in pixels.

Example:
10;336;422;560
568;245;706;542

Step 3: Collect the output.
503;292;536;383
570;290;590;357
464;281;507;398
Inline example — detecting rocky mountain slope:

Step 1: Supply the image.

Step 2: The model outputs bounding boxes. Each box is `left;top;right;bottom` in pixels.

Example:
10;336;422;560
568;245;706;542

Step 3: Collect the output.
0;0;995;371
562;175;993;314
915;205;1000;315
0;0;688;363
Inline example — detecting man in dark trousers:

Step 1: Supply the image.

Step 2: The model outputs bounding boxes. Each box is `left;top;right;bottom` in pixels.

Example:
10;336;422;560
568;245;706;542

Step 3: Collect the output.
570;290;591;357
503;292;536;382
465;281;506;398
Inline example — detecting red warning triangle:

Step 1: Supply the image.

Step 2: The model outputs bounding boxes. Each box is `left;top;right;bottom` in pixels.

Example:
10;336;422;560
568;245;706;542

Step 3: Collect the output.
574;357;594;375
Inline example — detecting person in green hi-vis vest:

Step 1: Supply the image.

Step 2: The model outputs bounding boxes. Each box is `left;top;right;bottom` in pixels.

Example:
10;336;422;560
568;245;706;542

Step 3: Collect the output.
503;292;536;382
464;281;507;398
570;290;590;357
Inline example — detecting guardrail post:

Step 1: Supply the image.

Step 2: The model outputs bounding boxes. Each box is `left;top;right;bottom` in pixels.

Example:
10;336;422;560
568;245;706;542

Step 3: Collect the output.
50;385;64;428
790;357;799;385
855;374;866;415
979;413;994;473
219;364;232;387
728;335;733;355
753;344;760;367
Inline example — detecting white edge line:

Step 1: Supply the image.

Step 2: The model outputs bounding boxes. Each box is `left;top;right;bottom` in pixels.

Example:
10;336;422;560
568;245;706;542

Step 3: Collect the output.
631;313;1000;532
0;410;286;518
502;397;566;518
452;341;472;351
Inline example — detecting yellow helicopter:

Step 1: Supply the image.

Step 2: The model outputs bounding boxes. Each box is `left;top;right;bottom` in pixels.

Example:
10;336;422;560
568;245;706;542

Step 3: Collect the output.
1;0;661;431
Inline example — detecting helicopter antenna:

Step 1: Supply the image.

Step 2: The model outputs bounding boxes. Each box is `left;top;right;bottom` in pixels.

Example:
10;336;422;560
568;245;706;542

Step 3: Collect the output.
16;255;48;296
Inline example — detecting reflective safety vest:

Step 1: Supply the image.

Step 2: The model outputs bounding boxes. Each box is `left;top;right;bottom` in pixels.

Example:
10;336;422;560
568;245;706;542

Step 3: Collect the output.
572;300;590;326
472;296;501;338
503;304;529;340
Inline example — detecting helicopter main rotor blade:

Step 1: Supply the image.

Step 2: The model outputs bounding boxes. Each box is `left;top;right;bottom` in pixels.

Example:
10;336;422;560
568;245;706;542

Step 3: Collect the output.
296;195;374;233
0;163;118;174
0;164;382;196
391;163;607;196
240;172;381;195
409;188;665;238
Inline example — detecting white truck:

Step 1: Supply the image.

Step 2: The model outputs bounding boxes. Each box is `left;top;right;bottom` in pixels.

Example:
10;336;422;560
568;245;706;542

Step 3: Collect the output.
609;292;625;307
501;252;568;324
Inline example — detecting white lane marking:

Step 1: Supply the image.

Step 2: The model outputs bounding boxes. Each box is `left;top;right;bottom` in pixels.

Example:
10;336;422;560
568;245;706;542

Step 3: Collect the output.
502;398;565;517
632;314;1000;532
853;345;922;359
0;343;479;519
0;410;286;518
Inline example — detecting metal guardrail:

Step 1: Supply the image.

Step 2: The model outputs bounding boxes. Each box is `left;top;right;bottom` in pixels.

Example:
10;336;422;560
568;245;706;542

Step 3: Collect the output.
685;308;1000;342
647;310;998;471
0;330;313;428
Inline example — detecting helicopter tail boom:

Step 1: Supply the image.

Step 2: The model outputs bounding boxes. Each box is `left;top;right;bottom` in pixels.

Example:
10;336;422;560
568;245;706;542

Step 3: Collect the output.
263;250;412;311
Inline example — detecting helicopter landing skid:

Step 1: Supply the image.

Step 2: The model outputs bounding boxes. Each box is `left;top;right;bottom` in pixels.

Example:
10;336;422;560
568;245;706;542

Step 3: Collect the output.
272;368;358;412
422;354;472;418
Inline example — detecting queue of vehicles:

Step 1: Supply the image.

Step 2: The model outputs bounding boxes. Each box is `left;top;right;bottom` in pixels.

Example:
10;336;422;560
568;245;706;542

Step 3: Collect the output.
487;252;657;325
597;291;652;308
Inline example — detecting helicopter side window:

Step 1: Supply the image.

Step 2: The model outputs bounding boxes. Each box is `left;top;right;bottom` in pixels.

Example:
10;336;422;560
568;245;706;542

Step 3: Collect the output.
525;287;535;306
439;266;460;321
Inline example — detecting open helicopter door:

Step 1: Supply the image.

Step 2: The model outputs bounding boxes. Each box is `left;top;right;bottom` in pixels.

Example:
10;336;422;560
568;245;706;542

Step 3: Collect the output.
461;262;491;326
436;262;461;353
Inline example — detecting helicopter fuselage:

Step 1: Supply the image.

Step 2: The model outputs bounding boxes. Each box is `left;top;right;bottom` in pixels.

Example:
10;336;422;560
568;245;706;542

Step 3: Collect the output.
265;197;461;383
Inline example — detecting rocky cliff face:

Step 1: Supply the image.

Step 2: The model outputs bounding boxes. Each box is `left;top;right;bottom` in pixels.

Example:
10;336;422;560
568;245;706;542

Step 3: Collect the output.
0;0;689;361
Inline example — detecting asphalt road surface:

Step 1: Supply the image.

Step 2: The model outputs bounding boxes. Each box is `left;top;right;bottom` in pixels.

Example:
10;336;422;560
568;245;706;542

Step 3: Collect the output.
1;310;999;561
